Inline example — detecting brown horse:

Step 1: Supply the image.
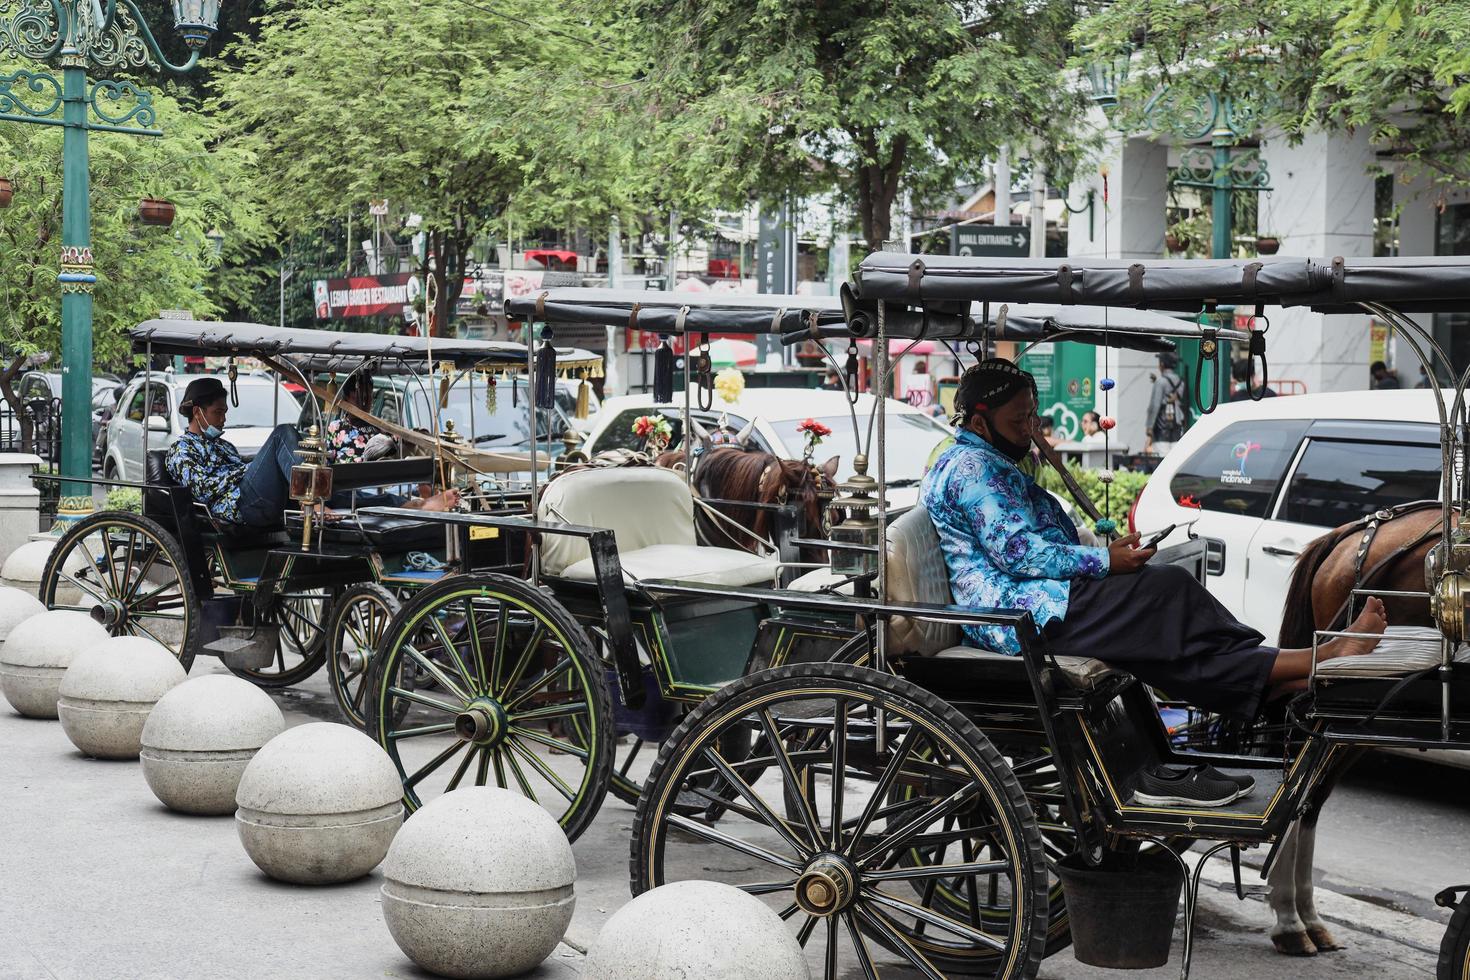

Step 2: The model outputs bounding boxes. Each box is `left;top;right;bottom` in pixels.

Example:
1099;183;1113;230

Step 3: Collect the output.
1264;503;1444;955
656;446;839;562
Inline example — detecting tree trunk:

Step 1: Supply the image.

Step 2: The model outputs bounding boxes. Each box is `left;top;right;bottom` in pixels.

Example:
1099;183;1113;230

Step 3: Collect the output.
0;354;31;454
855;134;907;251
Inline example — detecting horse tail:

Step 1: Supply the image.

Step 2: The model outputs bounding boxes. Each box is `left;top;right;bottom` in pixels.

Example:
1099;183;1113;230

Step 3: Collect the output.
1278;528;1349;647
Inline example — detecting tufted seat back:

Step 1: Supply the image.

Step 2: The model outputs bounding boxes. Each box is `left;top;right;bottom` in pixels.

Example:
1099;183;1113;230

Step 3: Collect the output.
885;507;963;655
536;467;697;576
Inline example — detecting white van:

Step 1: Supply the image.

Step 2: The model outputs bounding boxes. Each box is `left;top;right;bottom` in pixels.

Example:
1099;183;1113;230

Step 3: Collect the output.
1131;390;1443;644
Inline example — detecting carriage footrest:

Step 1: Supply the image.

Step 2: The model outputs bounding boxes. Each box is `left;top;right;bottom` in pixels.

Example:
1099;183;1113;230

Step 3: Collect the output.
203;625;279;670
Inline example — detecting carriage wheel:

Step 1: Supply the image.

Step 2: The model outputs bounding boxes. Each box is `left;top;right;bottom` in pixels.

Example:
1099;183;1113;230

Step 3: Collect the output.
631;662;1049;978
1439;890;1470;979
226;588;332;688
365;573;614;842
327;583;401;728
41;512;198;671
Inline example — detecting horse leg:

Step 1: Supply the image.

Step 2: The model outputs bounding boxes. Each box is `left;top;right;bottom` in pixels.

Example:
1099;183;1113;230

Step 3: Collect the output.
1294;808;1344;951
1268;821;1318;955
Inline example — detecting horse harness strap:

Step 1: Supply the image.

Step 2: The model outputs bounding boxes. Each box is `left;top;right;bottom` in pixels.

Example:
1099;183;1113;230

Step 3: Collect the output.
1330;499;1445;630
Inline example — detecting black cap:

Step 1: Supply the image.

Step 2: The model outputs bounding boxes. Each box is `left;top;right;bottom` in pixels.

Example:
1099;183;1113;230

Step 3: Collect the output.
178;377;227;419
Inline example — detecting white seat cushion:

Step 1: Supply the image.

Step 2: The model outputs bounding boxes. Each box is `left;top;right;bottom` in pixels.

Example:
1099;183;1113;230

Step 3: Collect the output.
537;467;697;575
1316;625;1470;680
930;645;1122;691
560;543;777;588
787;567;854;594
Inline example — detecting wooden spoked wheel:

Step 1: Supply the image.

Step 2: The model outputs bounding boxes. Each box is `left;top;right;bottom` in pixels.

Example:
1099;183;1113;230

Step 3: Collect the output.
1440;889;1470;980
365;573;614;842
41;513;198;671
327;583;401;728
226;587;332;688
632;663;1049;979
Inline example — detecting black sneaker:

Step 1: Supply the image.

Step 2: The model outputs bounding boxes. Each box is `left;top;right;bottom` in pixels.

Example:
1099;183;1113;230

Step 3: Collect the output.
1198;765;1255;799
1131;764;1245;807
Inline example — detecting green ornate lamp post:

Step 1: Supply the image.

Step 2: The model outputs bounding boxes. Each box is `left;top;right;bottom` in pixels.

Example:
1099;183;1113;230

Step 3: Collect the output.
1;0;221;522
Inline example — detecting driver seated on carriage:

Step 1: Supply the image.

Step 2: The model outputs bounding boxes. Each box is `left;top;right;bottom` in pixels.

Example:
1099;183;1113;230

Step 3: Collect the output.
922;359;1391;807
164;376;459;529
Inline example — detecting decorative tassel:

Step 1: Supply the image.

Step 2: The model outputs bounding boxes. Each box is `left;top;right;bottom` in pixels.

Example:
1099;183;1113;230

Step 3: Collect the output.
653;340;674;403
534;335;557;410
575;372;591;418
484;373;497;412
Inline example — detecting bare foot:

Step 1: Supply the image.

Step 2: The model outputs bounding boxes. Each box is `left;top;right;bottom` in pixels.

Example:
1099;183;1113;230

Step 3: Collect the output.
1319;596;1387;660
420;488;461;512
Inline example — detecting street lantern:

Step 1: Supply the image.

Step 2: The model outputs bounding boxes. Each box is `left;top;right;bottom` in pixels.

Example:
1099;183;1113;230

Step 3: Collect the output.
171;0;223;48
828;454;881;578
1084;44;1133;112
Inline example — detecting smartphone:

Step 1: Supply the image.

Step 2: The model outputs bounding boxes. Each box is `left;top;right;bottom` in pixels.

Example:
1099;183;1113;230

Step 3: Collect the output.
1138;524;1176;549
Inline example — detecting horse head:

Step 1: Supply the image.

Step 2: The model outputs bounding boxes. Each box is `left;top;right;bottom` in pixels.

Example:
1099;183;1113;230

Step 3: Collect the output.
769;455;840;563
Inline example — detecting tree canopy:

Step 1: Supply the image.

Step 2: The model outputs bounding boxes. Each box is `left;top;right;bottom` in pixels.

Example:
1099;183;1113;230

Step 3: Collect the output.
0;57;265;419
626;0;1091;251
1076;0;1470;191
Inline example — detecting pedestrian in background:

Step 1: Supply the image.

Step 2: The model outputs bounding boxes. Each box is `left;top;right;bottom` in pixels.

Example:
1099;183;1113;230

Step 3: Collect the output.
1145;352;1189;457
1416;365;1433;389
1229;359;1276;401
1370;360;1401;389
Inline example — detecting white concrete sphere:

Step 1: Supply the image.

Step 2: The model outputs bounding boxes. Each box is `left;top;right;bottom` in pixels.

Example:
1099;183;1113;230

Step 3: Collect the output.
234;722;403;884
0;538;85;601
0;585;44;642
0;610;110;719
57;635;185;759
582;880;811;980
381;787;576;979
140;675;286;815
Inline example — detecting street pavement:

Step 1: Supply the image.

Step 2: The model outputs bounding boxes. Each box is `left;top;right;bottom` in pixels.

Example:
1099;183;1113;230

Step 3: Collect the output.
0;663;1460;979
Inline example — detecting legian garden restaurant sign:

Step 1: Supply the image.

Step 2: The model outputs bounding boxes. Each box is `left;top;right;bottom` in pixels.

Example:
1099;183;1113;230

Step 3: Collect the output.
313;273;421;319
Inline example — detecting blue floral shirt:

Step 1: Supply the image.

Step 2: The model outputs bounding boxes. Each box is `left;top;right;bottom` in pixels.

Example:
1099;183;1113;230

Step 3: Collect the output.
165;431;246;524
920;429;1109;653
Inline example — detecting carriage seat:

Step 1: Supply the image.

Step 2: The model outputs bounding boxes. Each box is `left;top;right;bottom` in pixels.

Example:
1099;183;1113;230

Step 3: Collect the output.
792;505;1122;692
144;448;288;547
1314;625;1470;680
537;466;777;588
284;510;444;552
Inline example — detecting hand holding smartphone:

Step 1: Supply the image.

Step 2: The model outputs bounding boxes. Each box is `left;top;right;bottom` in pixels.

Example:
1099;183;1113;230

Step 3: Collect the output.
1137;524;1176;550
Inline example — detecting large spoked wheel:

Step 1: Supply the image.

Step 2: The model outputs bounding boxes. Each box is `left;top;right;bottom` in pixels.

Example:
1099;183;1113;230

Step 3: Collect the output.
41;513;198;671
1439;889;1470;979
632;662;1049;979
365;573;614;842
226;588;332;688
327;583;401;728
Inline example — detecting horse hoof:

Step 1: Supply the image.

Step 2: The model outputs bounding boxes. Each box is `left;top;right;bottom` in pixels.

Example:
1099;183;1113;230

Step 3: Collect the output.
1306;924;1345;951
1271;932;1318;956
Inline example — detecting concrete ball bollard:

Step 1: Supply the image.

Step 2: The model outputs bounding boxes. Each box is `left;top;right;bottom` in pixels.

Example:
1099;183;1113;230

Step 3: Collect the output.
381;787;576;979
57;636;186;759
0;538;85;602
234;722;403;885
582;880;811;980
0;609;110;719
140;675;286;815
0;585;45;643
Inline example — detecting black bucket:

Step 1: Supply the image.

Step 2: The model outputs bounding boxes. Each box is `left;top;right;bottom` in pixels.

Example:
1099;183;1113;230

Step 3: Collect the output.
1055;850;1183;969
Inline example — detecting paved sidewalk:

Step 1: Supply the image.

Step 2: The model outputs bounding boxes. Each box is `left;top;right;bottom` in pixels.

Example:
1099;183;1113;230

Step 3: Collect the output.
0;669;1446;979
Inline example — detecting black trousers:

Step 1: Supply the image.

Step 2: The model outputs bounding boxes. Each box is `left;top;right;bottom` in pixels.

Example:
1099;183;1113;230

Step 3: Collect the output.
1042;563;1277;720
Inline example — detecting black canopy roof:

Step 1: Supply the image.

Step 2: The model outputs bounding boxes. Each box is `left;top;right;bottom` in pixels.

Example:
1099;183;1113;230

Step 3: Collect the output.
504;288;846;334
851;254;1470;313
130;320;530;365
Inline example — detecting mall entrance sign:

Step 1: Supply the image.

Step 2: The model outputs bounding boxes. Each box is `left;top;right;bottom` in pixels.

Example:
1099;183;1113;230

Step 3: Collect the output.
951;225;1030;257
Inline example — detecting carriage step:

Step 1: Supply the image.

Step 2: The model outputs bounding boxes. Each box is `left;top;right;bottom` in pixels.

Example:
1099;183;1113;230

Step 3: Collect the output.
203;625;279;670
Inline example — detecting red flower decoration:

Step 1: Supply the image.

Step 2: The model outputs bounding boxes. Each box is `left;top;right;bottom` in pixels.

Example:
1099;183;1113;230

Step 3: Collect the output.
797;418;832;438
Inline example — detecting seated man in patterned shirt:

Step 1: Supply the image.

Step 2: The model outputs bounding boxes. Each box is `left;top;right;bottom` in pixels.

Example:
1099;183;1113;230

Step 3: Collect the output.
921;361;1388;718
165;377;456;529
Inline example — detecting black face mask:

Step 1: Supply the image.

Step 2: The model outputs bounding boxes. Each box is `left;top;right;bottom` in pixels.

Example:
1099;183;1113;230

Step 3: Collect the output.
979;413;1031;463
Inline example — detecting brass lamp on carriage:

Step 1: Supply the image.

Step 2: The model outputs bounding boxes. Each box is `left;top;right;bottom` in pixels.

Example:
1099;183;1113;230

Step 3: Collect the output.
827;453;882;577
289;425;334;549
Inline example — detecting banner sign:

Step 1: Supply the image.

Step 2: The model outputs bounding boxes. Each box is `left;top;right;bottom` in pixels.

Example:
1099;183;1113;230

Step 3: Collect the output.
313;273;419;319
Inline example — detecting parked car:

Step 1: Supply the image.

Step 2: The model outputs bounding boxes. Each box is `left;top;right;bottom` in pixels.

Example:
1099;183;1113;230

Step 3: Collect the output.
11;371;122;460
580;388;953;509
103;373;301;482
1131;389;1443;644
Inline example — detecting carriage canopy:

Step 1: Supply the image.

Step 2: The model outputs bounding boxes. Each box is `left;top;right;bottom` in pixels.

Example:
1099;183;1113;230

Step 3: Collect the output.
129;320;534;367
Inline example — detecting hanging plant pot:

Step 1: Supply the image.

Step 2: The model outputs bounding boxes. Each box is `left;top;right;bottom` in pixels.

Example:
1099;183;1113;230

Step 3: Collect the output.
0;177;13;208
1256;236;1281;255
138;198;176;227
1164;232;1184;253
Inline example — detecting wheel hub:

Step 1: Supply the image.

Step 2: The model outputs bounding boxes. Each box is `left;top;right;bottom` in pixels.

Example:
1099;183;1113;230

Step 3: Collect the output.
90;598;127;630
337;648;368;677
455;698;509;747
795;854;857;917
